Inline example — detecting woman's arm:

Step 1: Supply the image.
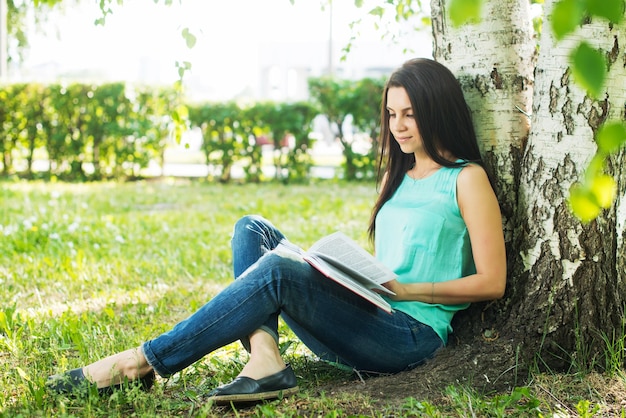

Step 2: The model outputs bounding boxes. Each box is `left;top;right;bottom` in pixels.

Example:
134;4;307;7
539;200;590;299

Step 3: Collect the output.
383;164;507;304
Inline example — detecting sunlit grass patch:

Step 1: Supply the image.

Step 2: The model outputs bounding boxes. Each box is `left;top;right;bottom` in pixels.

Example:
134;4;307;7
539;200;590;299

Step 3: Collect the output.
0;179;377;416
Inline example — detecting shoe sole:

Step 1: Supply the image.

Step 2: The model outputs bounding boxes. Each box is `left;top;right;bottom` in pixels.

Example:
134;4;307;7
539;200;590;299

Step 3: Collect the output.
208;385;299;405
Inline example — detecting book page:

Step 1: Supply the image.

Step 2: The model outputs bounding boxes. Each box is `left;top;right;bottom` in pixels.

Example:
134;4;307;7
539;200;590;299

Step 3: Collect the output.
309;232;397;286
304;254;392;313
275;236;394;313
275;239;393;312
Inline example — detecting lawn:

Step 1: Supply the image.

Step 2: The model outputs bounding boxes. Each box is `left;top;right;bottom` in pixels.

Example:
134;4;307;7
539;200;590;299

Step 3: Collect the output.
0;180;624;417
0;179;377;416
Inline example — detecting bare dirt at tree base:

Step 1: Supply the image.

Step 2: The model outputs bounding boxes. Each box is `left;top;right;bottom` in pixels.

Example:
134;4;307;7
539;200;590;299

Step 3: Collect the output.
316;337;522;408
312;337;626;416
210;337;625;416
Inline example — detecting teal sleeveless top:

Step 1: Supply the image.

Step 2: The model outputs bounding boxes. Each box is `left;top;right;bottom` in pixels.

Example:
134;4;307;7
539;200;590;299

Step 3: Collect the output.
374;164;475;344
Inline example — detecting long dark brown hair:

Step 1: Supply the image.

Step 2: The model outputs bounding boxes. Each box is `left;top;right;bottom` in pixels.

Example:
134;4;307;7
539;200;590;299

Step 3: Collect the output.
367;58;483;240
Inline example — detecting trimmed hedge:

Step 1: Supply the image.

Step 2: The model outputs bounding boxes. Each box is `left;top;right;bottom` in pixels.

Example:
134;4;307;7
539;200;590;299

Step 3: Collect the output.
0;78;382;182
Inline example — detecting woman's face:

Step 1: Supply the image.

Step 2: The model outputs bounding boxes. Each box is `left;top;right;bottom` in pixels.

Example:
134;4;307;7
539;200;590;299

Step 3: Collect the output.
386;86;422;155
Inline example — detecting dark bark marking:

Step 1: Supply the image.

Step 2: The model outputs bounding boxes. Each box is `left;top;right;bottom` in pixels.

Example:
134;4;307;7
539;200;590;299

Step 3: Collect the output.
513;75;529;91
607;36;619;68
491;67;504;89
475;74;491;96
549;82;559;115
562;98;575;135
555;203;582;262
586;97;609;133
560;68;571;88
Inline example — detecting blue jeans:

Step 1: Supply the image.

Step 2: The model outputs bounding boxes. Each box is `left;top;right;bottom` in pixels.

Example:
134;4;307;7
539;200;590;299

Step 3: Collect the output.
142;215;443;376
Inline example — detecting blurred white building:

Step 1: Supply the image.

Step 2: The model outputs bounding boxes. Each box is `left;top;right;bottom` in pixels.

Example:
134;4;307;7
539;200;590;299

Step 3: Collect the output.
256;34;432;102
12;1;433;103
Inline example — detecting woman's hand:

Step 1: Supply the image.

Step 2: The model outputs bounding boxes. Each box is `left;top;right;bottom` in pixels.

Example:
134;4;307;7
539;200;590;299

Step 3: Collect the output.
380;279;409;301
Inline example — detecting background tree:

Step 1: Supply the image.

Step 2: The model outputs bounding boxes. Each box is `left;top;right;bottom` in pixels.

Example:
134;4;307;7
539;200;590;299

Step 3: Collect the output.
308;76;382;180
40;83;79;179
274;102;319;184
19;83;47;177
254;101;292;182
133;86;180;177
0;83;28;174
82;83;134;179
188;102;244;183
241;102;275;183
0;85;10;173
54;83;93;180
348;76;386;180
308;77;358;179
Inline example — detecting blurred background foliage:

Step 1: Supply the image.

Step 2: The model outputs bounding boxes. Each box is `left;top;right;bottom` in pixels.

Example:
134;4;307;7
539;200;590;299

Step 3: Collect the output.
0;75;386;183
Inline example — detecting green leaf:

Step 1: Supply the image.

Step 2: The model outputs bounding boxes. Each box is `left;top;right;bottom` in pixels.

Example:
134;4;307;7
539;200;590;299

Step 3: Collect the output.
583;154;605;183
596;122;626;154
590;174;616;208
551;0;585;40
585;0;625;23
182;28;197;49
569;42;606;97
449;0;482;26
175;104;189;120
569;184;601;223
369;6;385;17
175;61;192;79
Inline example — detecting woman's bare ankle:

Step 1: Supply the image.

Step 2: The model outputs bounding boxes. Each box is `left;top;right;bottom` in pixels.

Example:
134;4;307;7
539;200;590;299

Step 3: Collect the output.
240;330;286;380
239;356;286;381
83;346;150;388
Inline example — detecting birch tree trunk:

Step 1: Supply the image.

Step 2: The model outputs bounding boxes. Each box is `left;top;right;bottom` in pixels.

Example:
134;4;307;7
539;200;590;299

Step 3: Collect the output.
431;0;626;371
511;0;626;369
430;0;535;338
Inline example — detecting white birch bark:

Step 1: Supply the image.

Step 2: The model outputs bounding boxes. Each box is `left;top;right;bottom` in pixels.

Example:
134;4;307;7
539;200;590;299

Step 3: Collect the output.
430;0;535;242
515;0;626;362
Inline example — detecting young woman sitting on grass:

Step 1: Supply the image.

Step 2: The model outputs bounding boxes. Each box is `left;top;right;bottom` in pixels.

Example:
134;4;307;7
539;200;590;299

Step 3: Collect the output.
47;58;506;405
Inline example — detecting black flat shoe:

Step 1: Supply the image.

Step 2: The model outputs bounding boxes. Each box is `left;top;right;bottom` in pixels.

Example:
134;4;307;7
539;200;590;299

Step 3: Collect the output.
47;367;156;396
207;364;299;405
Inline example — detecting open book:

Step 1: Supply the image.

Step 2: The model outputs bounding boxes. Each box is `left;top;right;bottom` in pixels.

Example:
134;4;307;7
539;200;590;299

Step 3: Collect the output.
277;232;396;313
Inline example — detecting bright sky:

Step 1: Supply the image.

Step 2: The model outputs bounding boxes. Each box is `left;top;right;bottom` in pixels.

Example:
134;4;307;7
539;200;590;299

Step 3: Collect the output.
21;0;431;99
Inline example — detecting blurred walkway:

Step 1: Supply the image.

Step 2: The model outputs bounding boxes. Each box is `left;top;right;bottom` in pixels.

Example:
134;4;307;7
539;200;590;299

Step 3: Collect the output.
155;139;344;179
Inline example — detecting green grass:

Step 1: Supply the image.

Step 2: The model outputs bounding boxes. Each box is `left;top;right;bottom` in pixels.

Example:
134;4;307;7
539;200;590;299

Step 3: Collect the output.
0;180;624;417
0;179;376;417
